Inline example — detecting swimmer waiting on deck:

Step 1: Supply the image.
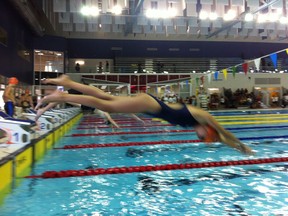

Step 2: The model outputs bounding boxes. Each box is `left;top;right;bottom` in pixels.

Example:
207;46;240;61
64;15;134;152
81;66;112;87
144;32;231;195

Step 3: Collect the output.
20;89;35;111
36;75;254;155
3;77;18;117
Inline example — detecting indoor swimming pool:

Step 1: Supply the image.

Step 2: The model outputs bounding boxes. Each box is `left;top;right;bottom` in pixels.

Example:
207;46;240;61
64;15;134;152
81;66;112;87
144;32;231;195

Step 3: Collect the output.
0;110;288;215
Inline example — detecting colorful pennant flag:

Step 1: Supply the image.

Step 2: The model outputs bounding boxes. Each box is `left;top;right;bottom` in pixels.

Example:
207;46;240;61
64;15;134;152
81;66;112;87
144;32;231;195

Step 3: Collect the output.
232;66;236;78
222;69;228;80
207;73;212;83
242;63;248;75
269;53;277;69
214;71;219;80
254;58;261;71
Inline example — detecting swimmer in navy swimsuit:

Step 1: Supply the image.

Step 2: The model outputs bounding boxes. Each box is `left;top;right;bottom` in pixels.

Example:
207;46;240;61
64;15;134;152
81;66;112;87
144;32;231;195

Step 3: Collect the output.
36;75;254;155
145;94;199;128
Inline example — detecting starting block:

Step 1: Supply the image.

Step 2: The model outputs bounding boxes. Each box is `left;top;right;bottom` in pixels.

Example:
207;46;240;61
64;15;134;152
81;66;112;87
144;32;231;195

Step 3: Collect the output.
22;113;54;134
0;111;39;145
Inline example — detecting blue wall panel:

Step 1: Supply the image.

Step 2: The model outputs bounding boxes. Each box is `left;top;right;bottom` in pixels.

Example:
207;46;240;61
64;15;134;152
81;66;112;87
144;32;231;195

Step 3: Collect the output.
0;1;34;84
67;38;288;59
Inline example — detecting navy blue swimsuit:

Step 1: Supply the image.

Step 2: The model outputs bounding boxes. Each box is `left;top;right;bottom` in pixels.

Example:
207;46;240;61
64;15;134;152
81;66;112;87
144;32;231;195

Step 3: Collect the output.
146;94;199;127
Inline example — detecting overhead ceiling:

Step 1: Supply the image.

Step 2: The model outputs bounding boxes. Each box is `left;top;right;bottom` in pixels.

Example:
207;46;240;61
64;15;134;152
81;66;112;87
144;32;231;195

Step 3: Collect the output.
13;0;288;42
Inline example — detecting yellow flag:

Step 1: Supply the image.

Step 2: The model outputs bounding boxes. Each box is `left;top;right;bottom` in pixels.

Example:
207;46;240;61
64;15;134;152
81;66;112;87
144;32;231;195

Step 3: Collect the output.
222;69;228;80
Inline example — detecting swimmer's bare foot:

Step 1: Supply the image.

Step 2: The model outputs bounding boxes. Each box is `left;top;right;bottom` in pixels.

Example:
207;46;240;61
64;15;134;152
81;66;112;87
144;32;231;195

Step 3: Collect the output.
41;74;72;86
36;91;67;109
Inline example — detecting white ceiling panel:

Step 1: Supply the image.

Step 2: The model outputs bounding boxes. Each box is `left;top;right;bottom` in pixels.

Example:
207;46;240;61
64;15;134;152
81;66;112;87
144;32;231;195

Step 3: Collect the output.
112;25;123;33
185;0;198;3
255;23;265;30
212;20;222;28
69;0;81;12
231;0;244;6
86;16;98;24
200;0;213;4
166;26;176;34
177;26;188;34
271;0;283;8
53;0;66;12
186;3;197;16
144;25;154;34
246;0;259;7
155;26;165;34
101;25;112;33
137;17;148;25
101;15;113;25
199;20;211;28
188;17;198;27
277;23;287;31
133;25;143;33
73;13;85;23
231;22;241;29
188;27;199;35
174;18;186;26
114;16;126;25
243;21;254;29
216;0;228;4
75;23;86;32
163;19;173;26
266;23;276;30
228;28;238;36
217;29;228;36
63;23;73;31
199;27;209;35
58;13;70;23
150;19;162;26
278;30;287;37
87;24;98;32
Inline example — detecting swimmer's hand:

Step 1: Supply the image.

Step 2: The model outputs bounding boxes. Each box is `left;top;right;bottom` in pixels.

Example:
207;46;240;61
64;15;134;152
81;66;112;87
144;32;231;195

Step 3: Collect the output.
35;102;42;111
238;143;255;156
35;109;45;121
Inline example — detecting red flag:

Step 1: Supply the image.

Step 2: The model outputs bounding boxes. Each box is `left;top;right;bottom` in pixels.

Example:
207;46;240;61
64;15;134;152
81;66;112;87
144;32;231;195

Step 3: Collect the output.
242;63;248;75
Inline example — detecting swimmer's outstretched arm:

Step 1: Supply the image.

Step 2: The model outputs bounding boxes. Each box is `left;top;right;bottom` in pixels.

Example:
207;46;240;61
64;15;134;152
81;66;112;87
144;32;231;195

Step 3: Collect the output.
103;112;120;128
190;106;254;155
130;114;145;125
35;102;58;121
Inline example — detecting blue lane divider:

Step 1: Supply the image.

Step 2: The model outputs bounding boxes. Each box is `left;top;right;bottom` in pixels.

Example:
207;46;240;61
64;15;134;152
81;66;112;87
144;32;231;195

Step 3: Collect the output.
239;135;288;141
226;125;288;131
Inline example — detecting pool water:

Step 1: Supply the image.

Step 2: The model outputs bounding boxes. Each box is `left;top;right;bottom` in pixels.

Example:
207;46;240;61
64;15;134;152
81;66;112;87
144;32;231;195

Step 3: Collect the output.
0;111;288;215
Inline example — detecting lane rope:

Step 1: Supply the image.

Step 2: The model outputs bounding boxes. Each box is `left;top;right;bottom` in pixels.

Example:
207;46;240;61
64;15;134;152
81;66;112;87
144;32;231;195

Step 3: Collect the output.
56;134;288;150
77;124;288;131
67;125;288;137
66;129;196;137
25;157;288;179
77;124;172;129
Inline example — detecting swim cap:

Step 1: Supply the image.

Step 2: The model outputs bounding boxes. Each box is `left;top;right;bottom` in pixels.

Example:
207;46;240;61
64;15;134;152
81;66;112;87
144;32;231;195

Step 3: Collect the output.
203;125;219;143
9;77;18;85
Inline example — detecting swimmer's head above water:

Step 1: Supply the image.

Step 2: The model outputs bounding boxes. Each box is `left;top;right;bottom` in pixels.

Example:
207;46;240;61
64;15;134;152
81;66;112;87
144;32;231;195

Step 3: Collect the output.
194;124;220;143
